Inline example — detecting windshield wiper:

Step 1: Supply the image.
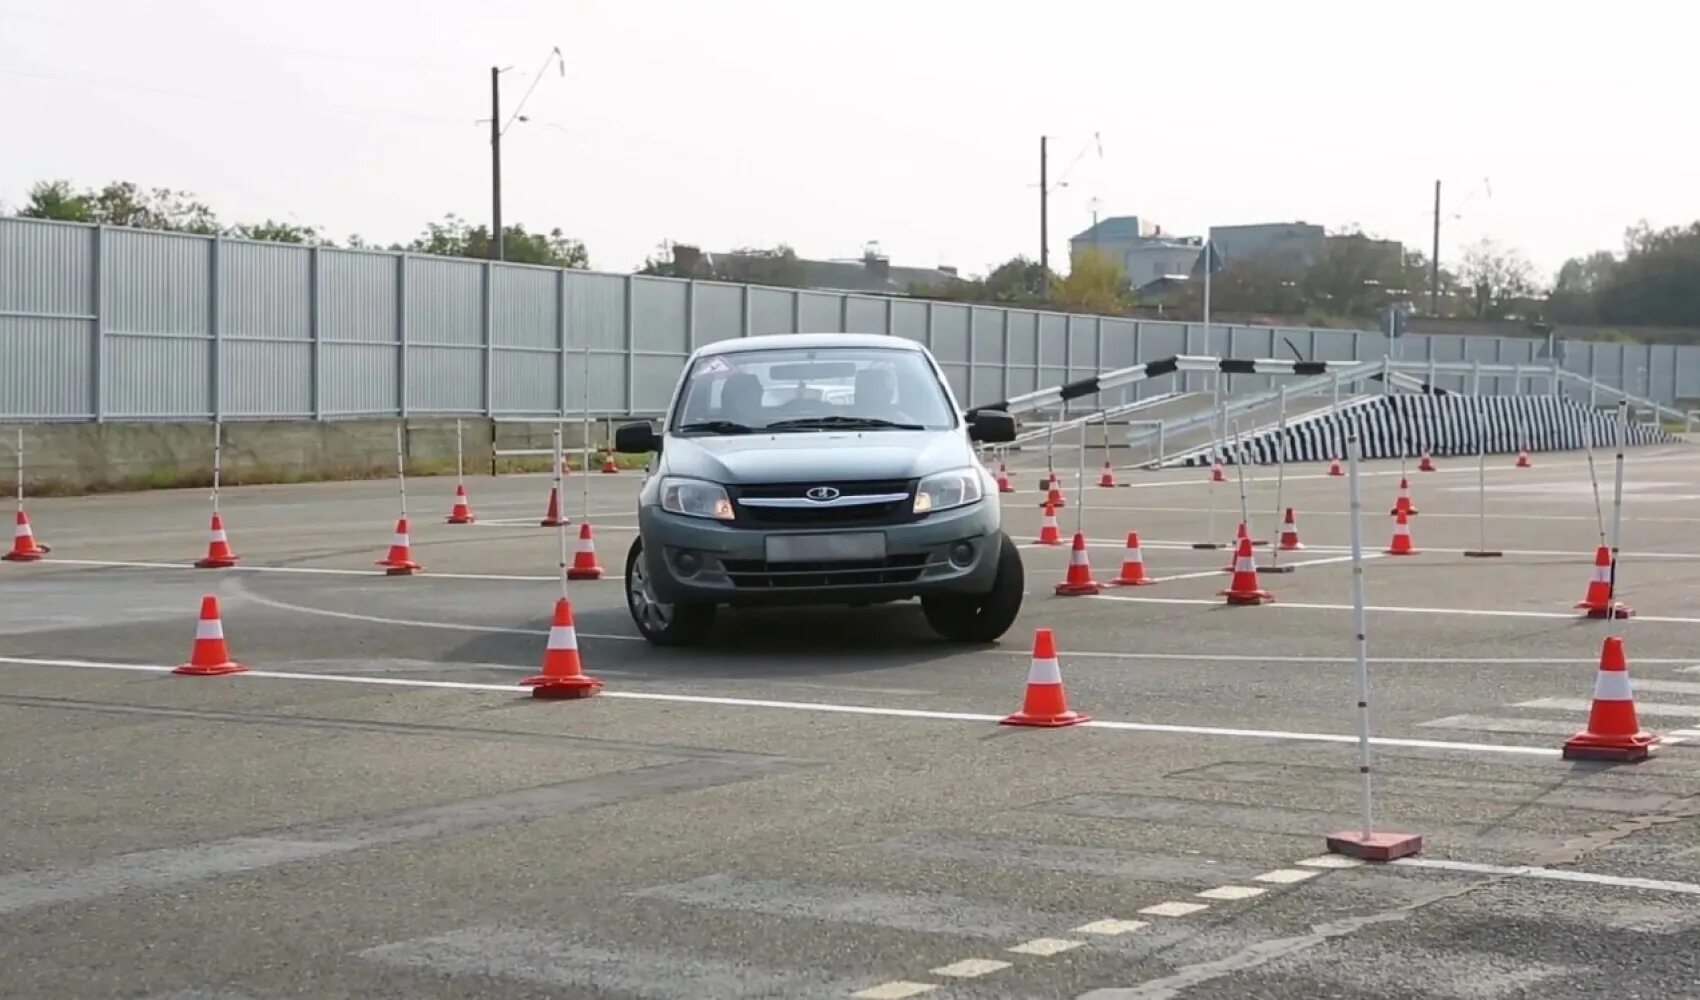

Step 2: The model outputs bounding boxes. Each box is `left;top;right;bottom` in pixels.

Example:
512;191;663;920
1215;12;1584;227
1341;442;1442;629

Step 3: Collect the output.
677;420;759;435
762;415;926;431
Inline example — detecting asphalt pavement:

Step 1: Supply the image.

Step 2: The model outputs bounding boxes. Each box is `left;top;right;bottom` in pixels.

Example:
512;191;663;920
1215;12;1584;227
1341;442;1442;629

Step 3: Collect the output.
4;444;1700;999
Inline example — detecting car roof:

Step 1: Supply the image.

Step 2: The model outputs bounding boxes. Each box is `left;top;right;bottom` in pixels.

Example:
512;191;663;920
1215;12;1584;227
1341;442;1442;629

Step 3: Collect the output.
692;333;925;358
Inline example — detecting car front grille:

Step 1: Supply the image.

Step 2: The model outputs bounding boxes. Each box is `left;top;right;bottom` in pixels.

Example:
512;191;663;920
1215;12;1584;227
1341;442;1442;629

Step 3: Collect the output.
721;554;930;589
730;479;917;527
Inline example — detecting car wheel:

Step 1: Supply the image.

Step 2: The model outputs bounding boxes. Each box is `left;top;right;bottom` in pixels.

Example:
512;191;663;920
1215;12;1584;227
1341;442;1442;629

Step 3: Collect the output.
921;532;1025;643
625;537;716;646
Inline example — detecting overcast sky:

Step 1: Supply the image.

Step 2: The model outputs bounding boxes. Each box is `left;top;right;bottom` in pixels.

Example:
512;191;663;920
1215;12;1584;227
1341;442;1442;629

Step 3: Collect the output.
3;0;1694;281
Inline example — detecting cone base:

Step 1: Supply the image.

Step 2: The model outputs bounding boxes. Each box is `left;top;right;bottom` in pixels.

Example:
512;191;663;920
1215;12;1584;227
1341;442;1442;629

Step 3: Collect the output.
173;661;248;676
1054;580;1102;596
1221;589;1274;605
1384;547;1420;556
567;566;605;581
531;676;603;699
194;555;240;569
540;518;569;527
1038;499;1067;508
1036;535;1062;546
1463;550;1504;558
998;485;1015;494
1000;709;1089;728
1562;731;1656;762
1109;577;1153;587
3;549;45;562
380;561;423;576
1418;465;1436;473
446;513;476;524
1278;541;1305;551
1325;830;1423;862
1579;602;1634;620
1389;508;1421;516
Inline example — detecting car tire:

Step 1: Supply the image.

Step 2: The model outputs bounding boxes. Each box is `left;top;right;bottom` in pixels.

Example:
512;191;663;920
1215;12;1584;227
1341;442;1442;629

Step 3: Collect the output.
920;532;1025;643
625;536;716;646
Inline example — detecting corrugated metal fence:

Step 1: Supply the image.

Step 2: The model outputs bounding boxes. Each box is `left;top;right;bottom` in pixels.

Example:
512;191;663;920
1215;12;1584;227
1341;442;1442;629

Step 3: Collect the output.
3;216;1696;422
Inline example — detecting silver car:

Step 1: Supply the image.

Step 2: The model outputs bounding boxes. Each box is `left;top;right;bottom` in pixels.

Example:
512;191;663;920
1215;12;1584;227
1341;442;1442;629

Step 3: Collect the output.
614;333;1023;646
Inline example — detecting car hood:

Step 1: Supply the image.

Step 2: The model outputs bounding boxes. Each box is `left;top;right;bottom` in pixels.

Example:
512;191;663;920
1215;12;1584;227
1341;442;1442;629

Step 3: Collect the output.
662;430;973;484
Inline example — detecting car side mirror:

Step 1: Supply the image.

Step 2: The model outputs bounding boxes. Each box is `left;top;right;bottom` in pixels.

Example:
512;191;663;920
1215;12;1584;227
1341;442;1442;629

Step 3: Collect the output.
614;421;660;454
967;409;1016;444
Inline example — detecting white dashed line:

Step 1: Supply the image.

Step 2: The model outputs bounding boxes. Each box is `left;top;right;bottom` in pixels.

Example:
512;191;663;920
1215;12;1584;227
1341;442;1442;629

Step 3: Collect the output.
929;958;1011;978
1073;919;1150;936
1006;938;1084;957
1295;856;1365;870
1195;885;1266;901
852;982;937;999
1255;868;1325;883
1138;901;1210;917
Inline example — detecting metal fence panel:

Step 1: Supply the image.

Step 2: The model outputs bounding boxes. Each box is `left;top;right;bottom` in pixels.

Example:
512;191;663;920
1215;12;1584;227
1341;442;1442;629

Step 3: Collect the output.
1679;346;1700;402
694;282;744;345
0;316;91;418
632;355;686;414
491;264;558;349
890;299;928;344
221;240;310;340
749;287;795;336
1;218;93;315
106;229;209;336
631;276;688;352
322;343;397;415
844;296;887;334
491;348;558;415
320;249;399;343
106;334;209;417
1008;312;1037;365
564;271;627;351
408;345;483;412
931;303;969;367
797;291;842;332
408;256;483;347
223;339;311;417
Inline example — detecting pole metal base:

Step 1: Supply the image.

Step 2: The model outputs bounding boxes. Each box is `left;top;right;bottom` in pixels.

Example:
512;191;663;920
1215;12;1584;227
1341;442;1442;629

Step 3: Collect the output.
1325;830;1423;862
1191;542;1226;550
1462;550;1503;558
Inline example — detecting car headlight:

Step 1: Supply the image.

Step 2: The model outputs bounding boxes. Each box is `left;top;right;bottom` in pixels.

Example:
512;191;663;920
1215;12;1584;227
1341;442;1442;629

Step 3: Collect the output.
660;477;734;520
913;468;984;513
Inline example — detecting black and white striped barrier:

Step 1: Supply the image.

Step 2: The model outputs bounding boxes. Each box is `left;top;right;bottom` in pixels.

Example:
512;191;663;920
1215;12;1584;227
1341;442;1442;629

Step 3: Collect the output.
975;355;1358;419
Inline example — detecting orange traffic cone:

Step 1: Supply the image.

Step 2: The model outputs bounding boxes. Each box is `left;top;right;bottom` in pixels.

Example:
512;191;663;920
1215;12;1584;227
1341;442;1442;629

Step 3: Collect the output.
194;511;240;569
1054;532;1102;596
173;595;247;676
1575;545;1632;619
1515;450;1532;469
1389;477;1419;516
540;485;568;527
567;522;604;581
377;516;423;575
1224;521;1254;570
996;461;1014;494
1562;636;1657;761
1277;508;1304;550
1385;508;1418;555
1001;628;1088;727
600;449;619;474
1220;536;1273;605
1041;477;1066;509
3;508;46;562
1036;502;1062;545
445;483;475;524
1327;457;1344;477
1110;531;1153;586
1098;460;1117;488
1210;460;1226;483
1418;452;1436;472
522;597;603;698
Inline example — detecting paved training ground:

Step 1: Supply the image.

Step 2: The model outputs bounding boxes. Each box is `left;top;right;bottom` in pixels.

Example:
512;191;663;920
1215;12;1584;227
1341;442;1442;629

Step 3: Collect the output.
5;446;1700;999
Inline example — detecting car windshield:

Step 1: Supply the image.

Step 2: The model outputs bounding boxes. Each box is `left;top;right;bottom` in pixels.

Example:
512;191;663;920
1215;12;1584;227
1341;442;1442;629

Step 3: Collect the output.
672;346;957;435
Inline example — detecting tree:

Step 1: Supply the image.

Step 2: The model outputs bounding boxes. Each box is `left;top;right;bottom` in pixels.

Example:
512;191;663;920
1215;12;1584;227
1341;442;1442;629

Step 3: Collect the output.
1301;229;1415;317
982;256;1052;303
228;220;327;245
1549;250;1618;323
403;214;588;268
1051;249;1133;314
1593;221;1700;327
1458;238;1537;319
21;179;220;234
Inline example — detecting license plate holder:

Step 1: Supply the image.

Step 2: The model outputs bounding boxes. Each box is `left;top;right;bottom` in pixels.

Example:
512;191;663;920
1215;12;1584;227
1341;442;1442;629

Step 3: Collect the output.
764;532;887;563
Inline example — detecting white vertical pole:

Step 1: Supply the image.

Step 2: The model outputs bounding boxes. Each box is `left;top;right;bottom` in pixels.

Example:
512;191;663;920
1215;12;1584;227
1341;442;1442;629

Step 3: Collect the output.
14;426;23;511
1345;430;1374;840
1609;398;1627;599
1232;420;1250;531
581;344;592;521
211;421;223;514
554;426;568;600
1476;409;1488;553
1269;386;1289;567
455;418;464;486
1074;418;1087;535
394;422;407;518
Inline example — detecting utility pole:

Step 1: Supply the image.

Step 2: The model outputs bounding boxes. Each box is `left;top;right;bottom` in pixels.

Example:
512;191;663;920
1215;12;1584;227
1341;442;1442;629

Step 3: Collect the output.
1039;136;1049;273
1429;179;1440;316
490;66;504;261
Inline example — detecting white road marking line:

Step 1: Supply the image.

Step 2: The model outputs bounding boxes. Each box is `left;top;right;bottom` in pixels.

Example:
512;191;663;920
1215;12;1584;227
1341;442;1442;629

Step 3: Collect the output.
1080;504;1700;526
1294;856;1364;870
1514;697;1700;718
0;655;1565;757
1623;679;1700;696
1088;593;1700;626
1390;858;1700;895
1073;919;1149;936
1146;552;1374;584
1127;540;1700;561
231;584;646;643
1138;901;1209;917
1006;938;1083;957
1195;885;1265;901
852;982;937;999
1671;728;1700;739
38;557;625;584
929;958;1011;978
1418;715;1580;736
1254;868;1323;883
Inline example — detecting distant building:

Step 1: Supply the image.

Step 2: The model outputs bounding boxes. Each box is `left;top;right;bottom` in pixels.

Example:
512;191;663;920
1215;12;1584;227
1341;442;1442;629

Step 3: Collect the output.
668;244;961;295
1069;216;1202;284
1207;222;1327;271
